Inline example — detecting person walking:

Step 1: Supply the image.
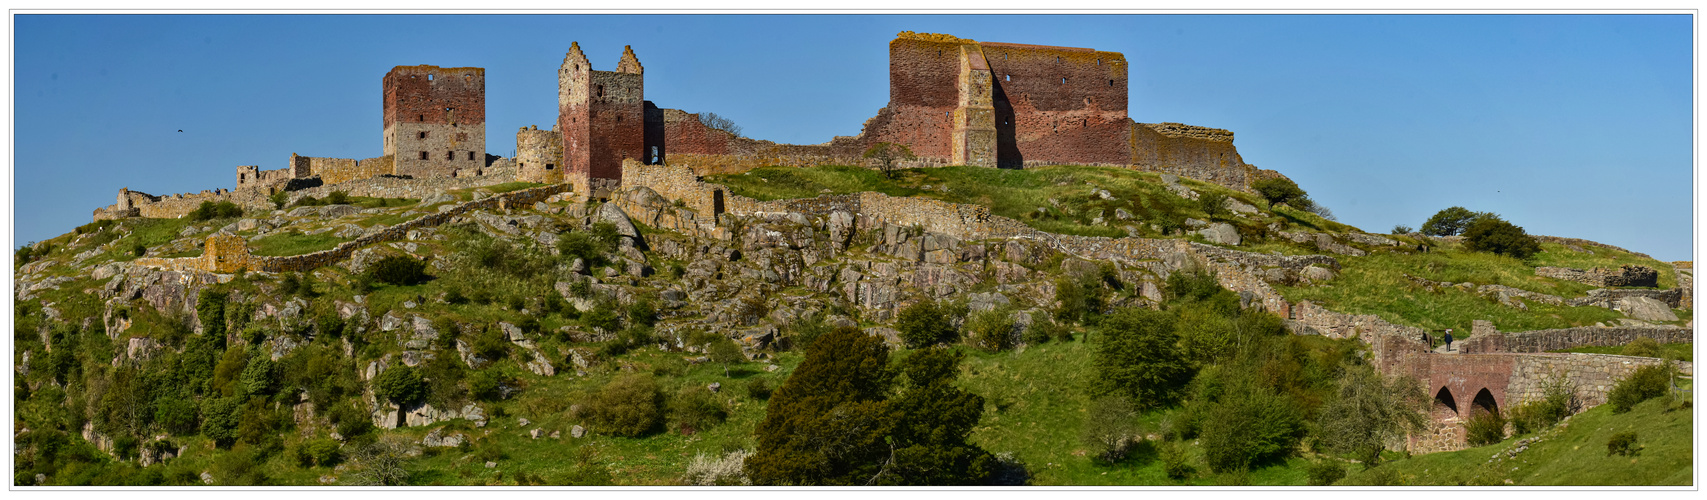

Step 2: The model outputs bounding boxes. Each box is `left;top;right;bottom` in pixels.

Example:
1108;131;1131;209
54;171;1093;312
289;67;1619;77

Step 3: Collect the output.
1444;328;1454;352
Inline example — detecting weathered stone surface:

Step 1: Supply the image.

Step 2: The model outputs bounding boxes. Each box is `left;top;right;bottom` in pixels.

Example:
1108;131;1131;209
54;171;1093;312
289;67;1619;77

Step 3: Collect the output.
596;202;640;239
1300;265;1335;283
1615;296;1678;322
1193;222;1240;246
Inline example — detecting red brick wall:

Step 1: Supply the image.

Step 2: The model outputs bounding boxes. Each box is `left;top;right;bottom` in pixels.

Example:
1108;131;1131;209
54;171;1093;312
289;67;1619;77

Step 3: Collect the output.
383;66;485;128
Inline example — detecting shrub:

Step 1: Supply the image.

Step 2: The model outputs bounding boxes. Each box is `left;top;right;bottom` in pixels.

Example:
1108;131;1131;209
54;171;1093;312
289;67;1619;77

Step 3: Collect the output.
896;299;956;348
1199;378;1304;473
1159;441;1194;480
200;397;242;447
1094;307;1192;409
467;369;505;402
372;365;426;407
188;200;244;221
1251;177;1306;207
583;304;621;332
269;191;288;210
626;299;658;328
470;325;510;362
132;243;147;257
1197;191;1229;219
1081;396;1140;463
367;256;427;286
684;449;753;486
670;386;728;434
1462;216;1540;259
1622;337;1661;358
583;374;666;437
1607;363;1673;413
745;378;774;401
1606;431;1640;456
1306;460;1346;486
965;307;1015;352
1390;224;1414;235
1463;408;1507;446
1510;376;1579;435
864;142;915;179
327;191;350;205
197;288;229;339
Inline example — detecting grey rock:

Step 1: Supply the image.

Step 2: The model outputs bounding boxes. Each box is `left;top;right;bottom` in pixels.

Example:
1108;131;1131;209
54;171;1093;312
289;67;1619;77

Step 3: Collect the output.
1194;222;1241;246
485;461;497;469
1616;296;1678;322
1225;197;1259;214
571;425;586;438
1301;265;1336;282
708;382;721;393
1114;208;1133;220
500;322;524;342
595;203;639;239
288;206;320;217
201;472;215;484
1184;218;1208;228
321;205;361;218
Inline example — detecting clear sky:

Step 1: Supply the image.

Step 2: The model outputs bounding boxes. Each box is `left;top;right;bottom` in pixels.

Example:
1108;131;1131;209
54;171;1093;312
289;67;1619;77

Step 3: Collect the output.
11;14;1694;261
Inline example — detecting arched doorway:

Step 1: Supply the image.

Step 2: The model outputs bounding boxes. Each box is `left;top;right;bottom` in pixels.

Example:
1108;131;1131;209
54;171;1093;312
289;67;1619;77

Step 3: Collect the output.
1471;388;1500;417
1433;386;1459;420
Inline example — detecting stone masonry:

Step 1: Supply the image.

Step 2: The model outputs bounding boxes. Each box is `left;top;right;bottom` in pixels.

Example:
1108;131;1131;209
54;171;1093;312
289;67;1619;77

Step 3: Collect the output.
384;65;487;178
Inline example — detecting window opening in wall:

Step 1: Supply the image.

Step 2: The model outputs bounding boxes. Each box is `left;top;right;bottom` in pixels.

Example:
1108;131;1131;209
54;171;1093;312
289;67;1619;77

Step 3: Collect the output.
447;151;455;160
1005;74;1011;81
1097;58;1101;66
649;146;659;164
418;114;425;122
420;151;428;160
616;114;622;123
428;74;434;81
1056;56;1061;63
597;85;604;97
418;131;427;139
468;152;475;161
1109;79;1115;86
1062;77;1067;84
546;164;555;170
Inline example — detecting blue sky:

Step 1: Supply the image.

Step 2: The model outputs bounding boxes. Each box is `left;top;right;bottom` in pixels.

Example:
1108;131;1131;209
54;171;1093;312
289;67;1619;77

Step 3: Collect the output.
12;14;1694;261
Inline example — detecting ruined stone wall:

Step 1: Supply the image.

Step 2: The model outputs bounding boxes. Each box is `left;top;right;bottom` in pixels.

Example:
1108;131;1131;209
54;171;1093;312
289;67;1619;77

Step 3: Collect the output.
1458;324;1693;354
291;154;398;186
383;65;486;178
1535;265;1659;288
287;167;518;202
236;165;296;192
516;125;564;184
94;188;275;221
1566;288;1683;309
1128;123;1284;193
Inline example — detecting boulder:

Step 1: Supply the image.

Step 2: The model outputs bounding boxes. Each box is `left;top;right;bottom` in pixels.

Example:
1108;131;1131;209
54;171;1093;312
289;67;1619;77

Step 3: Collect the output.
595;203;640;239
321;205;361;218
1194;223;1241;246
571;425;586;438
1615;296;1678;322
1301;265;1336;283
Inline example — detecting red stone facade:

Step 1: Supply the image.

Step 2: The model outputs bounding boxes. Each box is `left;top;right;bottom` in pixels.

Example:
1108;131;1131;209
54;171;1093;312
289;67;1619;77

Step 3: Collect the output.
383;65;487;178
559;43;645;196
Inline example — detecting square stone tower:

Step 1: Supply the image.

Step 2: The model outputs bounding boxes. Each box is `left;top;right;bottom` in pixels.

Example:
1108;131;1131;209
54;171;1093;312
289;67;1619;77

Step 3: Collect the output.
559;43;645;197
383;65;487;178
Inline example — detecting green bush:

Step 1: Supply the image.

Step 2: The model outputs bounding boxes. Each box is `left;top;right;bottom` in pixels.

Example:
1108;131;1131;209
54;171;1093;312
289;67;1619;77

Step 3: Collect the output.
327;191;350;205
1094;307;1192;409
367;256;428;286
188;200;244;221
1080;396;1140;463
1199;379;1304;473
1607;363;1673;413
583;304;621;332
269;191;288;210
1420;206;1488;237
1622;337;1662;358
670;386;729;434
1197;191;1229;219
745;378;773;400
200;397;242;447
896;299;957;348
1390;224;1414;235
1462;216;1541;259
1510;376;1579;435
1251;177;1307;207
373;365;426;407
132;243;147;257
965;308;1015;352
1306;460;1346;486
468;369;505;402
1159;441;1194;480
197;288;229;340
1463;408;1507;446
626;299;658;328
1606;431;1640;456
583;374;666;437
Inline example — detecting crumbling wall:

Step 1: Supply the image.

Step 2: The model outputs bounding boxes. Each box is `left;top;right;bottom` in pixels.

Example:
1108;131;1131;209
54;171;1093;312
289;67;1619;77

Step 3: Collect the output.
1458;323;1693;354
295;155;396;186
383;65;486;178
1536;265;1659;288
236;165;296;192
516;125;564;183
1128;123;1290;192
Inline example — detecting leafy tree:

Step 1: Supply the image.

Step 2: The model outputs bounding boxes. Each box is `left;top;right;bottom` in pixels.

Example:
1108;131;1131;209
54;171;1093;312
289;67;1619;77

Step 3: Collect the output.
1607;362;1674;413
1197;191;1229;219
965;307;1015;352
1314;367;1427;467
1199;373;1304;473
200;396;242;447
864;142;916;179
238;356;277;397
706;335;746;377
197;288;228;340
346;434;416;486
327;190;350;205
373;365;426;407
877;347;994;485
1093;307;1193;409
747;326;896;485
1251;177;1307;207
626;298;658;328
1419;206;1489;237
699;111;743;138
1462;216;1541;259
1391;224;1414;235
269;191;289;210
188;200;243;221
669;386;728;434
896;299;956;348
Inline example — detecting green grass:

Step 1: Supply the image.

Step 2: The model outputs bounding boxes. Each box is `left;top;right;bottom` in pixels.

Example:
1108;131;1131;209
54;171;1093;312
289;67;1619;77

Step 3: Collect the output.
1275;244;1627;334
248;231;349;256
358;211;421;228
1529;242;1680;290
349;196;420;209
484;182;549;194
1343;382;1693;486
1551;343;1693;362
705;164;1346;239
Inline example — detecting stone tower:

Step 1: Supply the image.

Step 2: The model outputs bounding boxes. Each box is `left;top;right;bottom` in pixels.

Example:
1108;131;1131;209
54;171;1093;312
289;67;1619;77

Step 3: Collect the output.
559;43;645;198
383;65;487;178
515;125;565;184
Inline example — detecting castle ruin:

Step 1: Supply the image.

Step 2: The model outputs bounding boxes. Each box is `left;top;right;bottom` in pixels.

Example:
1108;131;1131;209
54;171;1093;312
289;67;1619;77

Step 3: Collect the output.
95;32;1286;222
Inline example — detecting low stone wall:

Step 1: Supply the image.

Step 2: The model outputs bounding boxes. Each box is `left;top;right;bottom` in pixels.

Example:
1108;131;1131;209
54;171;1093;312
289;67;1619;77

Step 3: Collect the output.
1506;353;1691;408
1566;288;1683;309
288;168;519;203
1459;324;1693;354
133;183;573;274
1536;265;1659;288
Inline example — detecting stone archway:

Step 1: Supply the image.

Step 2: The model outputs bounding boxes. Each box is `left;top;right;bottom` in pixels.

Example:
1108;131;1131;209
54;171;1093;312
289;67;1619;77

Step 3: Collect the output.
1433;386;1460;420
1471;388;1500;417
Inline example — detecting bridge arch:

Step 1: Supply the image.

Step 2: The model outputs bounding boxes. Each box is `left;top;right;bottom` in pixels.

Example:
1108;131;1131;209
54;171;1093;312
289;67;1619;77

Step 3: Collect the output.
1471;388;1500;417
1432;386;1459;420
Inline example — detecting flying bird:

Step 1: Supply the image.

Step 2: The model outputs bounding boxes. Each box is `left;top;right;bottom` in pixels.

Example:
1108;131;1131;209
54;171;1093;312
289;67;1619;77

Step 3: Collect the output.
177;130;183;133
